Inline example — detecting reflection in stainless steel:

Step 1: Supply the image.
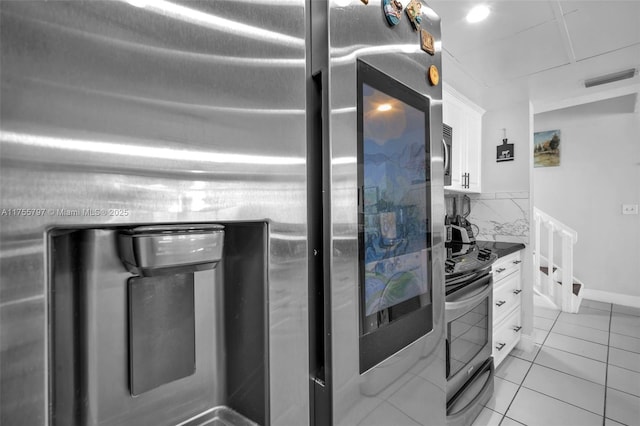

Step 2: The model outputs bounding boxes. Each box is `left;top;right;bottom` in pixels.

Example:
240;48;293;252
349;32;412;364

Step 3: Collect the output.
8;78;305;114
122;0;305;47
1;131;305;165
177;406;259;426
0;1;308;425
7;13;305;68
331;44;424;65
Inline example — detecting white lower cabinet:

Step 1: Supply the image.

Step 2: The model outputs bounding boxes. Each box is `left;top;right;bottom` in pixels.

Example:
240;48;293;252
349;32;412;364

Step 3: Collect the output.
493;306;522;367
492;251;523;367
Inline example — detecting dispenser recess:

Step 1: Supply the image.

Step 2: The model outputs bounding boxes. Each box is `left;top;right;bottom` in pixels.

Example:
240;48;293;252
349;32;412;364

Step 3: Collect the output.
48;222;267;426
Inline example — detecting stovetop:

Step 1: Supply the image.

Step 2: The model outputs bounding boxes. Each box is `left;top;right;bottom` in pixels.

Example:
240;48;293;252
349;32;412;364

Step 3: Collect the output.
445;243;497;279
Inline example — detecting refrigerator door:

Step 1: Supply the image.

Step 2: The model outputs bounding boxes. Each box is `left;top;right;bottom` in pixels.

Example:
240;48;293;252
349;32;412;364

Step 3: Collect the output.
323;1;447;425
0;1;309;425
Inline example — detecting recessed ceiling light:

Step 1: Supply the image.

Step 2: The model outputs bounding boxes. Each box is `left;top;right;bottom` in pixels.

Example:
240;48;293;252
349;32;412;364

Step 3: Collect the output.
377;104;392;112
466;5;490;23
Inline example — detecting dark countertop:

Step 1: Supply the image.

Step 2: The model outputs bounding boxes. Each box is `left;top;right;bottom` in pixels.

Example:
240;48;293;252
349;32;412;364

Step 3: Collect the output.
476;240;525;258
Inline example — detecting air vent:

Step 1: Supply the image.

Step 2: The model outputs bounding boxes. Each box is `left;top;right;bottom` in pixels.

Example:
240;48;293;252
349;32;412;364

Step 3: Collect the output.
584;68;637;88
443;124;452;138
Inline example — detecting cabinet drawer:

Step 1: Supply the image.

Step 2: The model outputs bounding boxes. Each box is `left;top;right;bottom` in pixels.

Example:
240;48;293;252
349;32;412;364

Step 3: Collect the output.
493;307;522;367
492;251;522;283
493;273;521;325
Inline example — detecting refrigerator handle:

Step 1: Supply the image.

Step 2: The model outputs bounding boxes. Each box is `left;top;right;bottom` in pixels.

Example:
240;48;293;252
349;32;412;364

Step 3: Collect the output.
445;338;451;378
308;68;332;426
442;138;449;176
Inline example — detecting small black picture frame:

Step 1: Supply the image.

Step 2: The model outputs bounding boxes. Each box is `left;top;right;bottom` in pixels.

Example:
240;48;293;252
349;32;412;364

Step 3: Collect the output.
497;139;514;162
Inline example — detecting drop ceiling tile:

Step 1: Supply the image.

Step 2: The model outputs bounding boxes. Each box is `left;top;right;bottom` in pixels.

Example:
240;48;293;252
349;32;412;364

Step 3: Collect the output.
561;1;640;61
431;0;556;56
455;19;571;85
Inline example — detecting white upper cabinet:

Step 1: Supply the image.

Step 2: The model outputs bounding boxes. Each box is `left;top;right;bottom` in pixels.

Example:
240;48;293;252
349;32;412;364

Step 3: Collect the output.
442;83;484;193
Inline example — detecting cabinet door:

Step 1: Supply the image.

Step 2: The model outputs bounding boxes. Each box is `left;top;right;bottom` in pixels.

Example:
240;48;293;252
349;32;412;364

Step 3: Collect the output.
443;86;484;193
493;306;522;367
443;90;467;191
465;111;482;192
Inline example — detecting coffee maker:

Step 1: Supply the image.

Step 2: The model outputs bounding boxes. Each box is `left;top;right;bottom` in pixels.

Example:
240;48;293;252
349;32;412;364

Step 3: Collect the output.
445;195;476;254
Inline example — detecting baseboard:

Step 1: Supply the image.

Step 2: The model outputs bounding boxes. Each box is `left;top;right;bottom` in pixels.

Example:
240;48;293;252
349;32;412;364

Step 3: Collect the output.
582;289;640;309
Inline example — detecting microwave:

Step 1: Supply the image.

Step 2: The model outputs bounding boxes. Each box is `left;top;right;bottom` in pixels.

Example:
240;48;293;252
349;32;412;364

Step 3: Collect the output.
443;124;452;186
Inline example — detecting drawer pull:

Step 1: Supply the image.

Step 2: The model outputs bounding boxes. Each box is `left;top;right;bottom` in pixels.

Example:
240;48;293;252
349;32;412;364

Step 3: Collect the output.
495;342;506;351
513;326;522;332
513;260;522;265
496;300;506;307
513;289;522;295
495;268;506;273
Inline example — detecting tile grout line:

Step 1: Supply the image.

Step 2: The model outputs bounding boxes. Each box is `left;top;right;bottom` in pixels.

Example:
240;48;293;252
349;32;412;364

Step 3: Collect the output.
550;325;640;354
519;310;609;419
607;360;640;375
498;309;560;425
501;303;638;425
516;361;605;389
602;304;613;426
540;305;640;344
541;340;608;363
516;383;607;418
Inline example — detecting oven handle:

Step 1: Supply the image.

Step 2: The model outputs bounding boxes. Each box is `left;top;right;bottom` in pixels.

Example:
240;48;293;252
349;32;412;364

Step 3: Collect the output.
445;273;492;312
447;265;492;287
446;357;495;418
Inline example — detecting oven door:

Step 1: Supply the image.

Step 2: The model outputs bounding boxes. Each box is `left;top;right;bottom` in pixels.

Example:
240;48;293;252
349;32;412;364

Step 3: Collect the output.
445;270;493;401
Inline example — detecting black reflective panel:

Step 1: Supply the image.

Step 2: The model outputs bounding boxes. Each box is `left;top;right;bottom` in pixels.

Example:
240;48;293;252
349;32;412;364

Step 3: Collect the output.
357;60;433;373
447;299;489;379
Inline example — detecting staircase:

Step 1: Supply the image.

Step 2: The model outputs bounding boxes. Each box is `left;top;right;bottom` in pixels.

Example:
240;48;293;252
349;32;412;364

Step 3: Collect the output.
533;207;584;313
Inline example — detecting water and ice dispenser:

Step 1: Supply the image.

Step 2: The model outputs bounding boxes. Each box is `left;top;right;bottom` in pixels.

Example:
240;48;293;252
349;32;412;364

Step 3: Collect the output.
49;223;268;426
118;224;225;277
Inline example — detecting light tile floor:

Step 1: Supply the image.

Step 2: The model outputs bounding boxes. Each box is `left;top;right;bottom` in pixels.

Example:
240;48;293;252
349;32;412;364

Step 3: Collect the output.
472;299;640;426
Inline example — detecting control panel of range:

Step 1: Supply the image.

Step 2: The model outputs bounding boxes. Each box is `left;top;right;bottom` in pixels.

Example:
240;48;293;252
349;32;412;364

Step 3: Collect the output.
445;247;496;276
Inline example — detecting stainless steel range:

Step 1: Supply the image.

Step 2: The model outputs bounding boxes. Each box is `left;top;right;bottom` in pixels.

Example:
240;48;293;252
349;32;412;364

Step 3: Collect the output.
445;244;497;426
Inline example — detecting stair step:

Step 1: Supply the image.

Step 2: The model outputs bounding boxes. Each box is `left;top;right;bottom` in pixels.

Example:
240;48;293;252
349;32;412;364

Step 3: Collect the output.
554;280;582;296
539;266;558;275
539;266;581;296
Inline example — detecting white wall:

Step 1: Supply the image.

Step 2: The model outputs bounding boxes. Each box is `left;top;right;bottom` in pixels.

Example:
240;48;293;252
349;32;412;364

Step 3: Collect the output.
481;101;532;194
534;95;640;300
467;101;535;348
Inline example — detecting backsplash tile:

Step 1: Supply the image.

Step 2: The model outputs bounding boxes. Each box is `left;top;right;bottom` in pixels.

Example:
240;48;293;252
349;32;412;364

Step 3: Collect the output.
467;193;530;243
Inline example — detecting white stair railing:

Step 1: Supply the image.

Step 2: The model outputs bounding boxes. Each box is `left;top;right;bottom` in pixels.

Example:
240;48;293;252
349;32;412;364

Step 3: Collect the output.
533;207;582;313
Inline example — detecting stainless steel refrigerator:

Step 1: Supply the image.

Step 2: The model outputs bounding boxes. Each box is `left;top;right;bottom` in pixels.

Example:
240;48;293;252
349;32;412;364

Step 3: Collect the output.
0;1;446;425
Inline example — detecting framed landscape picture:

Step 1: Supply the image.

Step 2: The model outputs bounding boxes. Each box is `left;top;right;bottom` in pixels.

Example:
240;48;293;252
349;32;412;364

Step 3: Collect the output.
534;130;561;167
